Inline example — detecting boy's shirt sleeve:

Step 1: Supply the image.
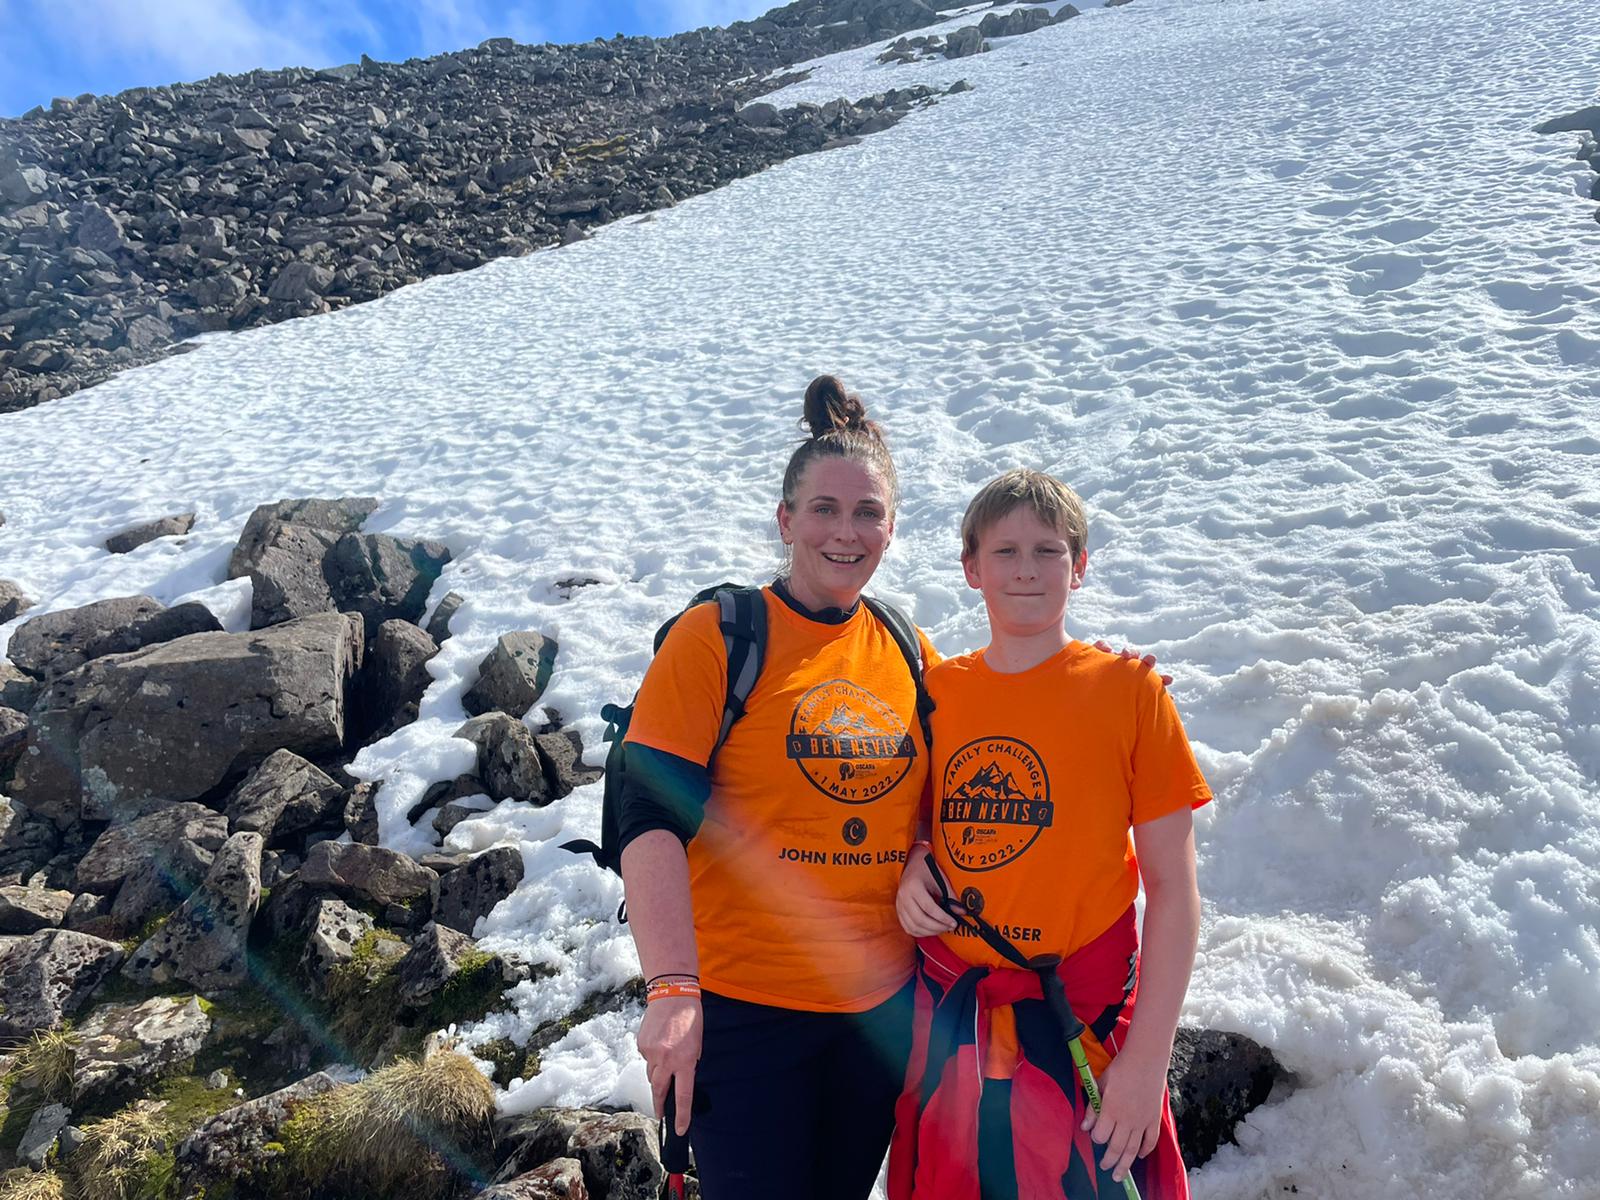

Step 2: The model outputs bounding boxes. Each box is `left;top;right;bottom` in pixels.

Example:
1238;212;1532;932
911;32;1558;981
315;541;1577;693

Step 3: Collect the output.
622;602;726;766
1129;669;1214;825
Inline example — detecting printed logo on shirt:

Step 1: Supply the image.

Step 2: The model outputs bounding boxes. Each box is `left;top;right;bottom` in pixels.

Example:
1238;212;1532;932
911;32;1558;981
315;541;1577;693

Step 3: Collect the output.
939;736;1053;871
786;678;916;804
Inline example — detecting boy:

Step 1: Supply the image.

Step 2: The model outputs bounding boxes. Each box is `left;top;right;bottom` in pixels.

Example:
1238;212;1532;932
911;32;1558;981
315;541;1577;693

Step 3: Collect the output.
890;468;1211;1200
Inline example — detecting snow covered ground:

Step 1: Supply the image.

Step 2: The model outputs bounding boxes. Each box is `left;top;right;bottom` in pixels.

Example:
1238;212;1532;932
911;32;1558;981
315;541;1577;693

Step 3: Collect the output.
4;0;1599;1194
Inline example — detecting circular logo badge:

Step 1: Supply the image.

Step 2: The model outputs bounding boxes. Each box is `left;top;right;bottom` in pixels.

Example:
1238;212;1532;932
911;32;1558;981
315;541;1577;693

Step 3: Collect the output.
786;678;915;805
939;736;1053;872
960;886;985;917
842;817;868;846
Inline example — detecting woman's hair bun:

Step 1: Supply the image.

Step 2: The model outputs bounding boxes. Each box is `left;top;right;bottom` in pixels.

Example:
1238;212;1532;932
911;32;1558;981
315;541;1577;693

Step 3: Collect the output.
802;374;871;439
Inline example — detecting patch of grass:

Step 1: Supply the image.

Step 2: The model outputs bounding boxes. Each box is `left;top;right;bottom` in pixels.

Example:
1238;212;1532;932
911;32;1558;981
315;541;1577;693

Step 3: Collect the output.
8;1027;79;1103
70;1100;172;1200
0;1167;67;1199
423;950;508;1029
323;929;407;1062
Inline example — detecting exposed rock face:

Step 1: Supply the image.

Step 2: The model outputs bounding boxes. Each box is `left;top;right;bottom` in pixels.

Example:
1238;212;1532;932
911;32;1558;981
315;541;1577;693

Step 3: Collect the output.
12;611;362;822
1168;1026;1281;1168
480;1159;590;1200
224;749;345;844
122;830;263;991
4;594;166;680
456;713;554;805
104;511;196;553
300;896;376;988
227;496;380;579
0;882;74;932
299;840;438;909
568;1113;665;1200
71;994;211;1098
176;1071;341;1187
463;631;557;718
75;802;229;896
395;919;482;1005
0;927;124;1036
434;845;523;935
352;618;438;741
324;531;453;636
0;797;61;883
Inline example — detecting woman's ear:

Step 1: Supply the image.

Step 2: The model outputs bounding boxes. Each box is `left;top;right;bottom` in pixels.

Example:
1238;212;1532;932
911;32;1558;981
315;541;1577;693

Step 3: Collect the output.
776;501;792;544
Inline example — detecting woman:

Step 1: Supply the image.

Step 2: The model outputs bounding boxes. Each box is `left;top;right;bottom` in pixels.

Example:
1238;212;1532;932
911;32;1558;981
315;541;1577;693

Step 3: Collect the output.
618;374;934;1199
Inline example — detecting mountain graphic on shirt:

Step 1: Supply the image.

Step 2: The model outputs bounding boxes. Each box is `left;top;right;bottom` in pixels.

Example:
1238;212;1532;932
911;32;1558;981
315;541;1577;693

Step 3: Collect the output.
948;761;1027;801
813;703;882;737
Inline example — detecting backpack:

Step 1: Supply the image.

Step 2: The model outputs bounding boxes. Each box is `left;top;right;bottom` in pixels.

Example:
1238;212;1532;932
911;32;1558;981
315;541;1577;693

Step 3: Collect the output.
562;583;934;886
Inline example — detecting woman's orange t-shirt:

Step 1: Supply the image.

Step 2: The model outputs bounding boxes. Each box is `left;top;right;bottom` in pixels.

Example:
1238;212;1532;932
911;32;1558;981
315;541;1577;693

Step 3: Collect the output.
625;588;936;1013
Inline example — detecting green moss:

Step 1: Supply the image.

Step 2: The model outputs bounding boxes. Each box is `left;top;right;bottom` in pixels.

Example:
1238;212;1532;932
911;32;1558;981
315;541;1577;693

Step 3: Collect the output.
423;950;508;1028
323;928;408;1062
147;1074;236;1135
120;911;172;954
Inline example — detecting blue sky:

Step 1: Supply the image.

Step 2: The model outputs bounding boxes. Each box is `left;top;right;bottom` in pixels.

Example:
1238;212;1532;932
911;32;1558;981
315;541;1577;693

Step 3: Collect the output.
0;0;775;117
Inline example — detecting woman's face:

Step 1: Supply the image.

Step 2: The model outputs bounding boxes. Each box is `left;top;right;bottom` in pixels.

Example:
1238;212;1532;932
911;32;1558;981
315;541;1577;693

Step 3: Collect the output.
777;457;894;612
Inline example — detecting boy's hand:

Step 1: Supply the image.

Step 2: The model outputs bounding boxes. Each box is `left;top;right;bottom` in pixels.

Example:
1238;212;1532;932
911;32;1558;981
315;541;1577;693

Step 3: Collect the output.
1082;1046;1168;1182
1093;640;1173;687
896;844;958;936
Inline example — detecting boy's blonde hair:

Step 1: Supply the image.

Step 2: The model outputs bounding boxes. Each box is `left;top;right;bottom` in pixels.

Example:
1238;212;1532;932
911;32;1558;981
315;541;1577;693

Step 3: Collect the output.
960;469;1089;561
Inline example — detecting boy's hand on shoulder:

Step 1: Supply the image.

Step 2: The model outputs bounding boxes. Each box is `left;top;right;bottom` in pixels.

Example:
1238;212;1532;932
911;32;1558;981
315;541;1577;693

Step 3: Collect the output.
1093;640;1173;688
896;844;958;937
1082;1045;1168;1183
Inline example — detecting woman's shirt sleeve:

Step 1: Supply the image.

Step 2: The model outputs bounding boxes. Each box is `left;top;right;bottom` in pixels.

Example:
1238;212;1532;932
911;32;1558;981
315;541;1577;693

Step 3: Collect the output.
617;603;727;851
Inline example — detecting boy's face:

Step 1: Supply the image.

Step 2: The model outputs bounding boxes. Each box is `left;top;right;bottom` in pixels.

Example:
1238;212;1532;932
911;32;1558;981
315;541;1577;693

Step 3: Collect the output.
962;507;1085;638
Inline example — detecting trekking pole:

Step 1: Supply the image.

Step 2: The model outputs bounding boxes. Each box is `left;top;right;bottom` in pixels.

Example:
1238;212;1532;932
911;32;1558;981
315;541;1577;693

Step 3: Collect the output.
661;1088;689;1199
1040;972;1141;1200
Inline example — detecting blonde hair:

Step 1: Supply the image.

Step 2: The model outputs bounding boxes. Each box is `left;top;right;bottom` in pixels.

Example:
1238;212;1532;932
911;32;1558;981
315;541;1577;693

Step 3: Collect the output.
960;468;1088;560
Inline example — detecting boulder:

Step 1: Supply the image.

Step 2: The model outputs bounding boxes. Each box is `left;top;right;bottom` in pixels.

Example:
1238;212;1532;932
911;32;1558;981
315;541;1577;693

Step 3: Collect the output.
5;594;166;680
424;590;465;643
1168;1026;1280;1168
395;919;479;1005
492;1110;592;1184
0;796;60;882
1535;104;1600;137
227;496;378;580
455;713;553;805
18;1101;70;1168
0;580;33;624
71;994;211;1099
0;882;74;932
0;662;39;711
532;729;602;798
299;896;377;988
75;803;228;895
12;612;362;822
244;520;343;628
0;928;124;1037
104;512;196;553
0;705;26;775
738;102;780;127
223;749;344;844
266;260;335;302
76;203;130;255
569;1112;664;1200
434;846;523;935
352;618;437;741
343;780;381;844
122;831;263;991
176;1071;341;1187
299;840;438;909
463;632;557;718
324;531;453;635
943;25;986;57
480;1158;589;1200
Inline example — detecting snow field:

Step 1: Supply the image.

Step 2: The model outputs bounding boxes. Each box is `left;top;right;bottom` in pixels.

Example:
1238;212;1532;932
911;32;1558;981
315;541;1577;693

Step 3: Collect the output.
2;0;1599;1194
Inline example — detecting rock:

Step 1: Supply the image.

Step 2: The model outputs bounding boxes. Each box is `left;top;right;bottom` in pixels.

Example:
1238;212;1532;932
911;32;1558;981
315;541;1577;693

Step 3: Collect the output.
1052;3;1081;21
299;897;378;988
224;749;344;844
0;580;33;624
947;79;974;94
424;590;465;643
13;612;362;822
244;520;343;628
75;802;228;895
569;1112;664;1200
532;729;602;798
0;882;74;932
343;780;381;844
104;512;196;553
76;203;130;255
419;850;473;874
266;260;335;302
352;619;437;741
463;632;557;718
943;26;986;57
0;797;61;883
61;891;112;934
738;102;780;127
0;705;26;775
299;840;437;908
480;1158;590;1200
455;713;552;805
5;594;166;680
176;1071;341;1187
434;846;523;935
227;496;379;580
0;928;124;1037
492;1109;592;1183
1167;1026;1280;1168
433;799;490;837
395;919;479;1005
0;662;39;711
1535;105;1600;137
1;161;50;206
122;831;262;991
324;531;453;636
19;1101;70;1168
71;994;211;1098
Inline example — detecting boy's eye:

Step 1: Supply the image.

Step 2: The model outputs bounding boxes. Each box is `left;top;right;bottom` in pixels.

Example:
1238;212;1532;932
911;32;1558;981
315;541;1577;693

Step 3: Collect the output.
994;547;1015;556
1039;547;1063;556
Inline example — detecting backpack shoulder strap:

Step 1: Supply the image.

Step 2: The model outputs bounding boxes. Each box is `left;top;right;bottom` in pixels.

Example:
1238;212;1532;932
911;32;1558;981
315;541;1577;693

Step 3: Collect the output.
711;585;767;751
862;594;935;752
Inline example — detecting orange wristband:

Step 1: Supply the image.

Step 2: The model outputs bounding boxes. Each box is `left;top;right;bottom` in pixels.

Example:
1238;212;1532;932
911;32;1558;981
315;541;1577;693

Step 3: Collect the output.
646;981;703;1003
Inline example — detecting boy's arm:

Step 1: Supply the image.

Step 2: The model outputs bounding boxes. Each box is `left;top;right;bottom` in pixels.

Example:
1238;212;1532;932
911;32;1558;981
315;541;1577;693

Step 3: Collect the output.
1082;805;1200;1182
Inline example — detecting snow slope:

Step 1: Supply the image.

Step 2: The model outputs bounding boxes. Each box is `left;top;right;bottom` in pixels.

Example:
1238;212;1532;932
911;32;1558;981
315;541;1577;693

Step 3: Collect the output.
4;0;1599;1195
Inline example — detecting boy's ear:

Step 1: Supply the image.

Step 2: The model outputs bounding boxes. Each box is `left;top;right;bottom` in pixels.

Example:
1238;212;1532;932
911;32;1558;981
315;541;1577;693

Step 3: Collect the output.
962;551;982;590
1071;549;1088;590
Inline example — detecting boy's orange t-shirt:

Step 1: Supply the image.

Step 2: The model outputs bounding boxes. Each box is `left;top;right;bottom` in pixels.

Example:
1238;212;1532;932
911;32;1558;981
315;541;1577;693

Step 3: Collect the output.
625;588;936;1013
926;642;1212;1072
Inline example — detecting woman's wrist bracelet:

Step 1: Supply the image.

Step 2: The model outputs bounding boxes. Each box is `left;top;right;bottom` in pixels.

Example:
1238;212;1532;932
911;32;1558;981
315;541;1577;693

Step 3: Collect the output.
646;980;703;1004
645;972;699;987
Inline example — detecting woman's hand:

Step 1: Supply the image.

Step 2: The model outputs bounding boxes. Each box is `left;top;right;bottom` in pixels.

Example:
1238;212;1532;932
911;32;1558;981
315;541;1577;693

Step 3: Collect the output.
1093;640;1173;687
637;994;703;1136
1082;1046;1168;1182
897;844;957;936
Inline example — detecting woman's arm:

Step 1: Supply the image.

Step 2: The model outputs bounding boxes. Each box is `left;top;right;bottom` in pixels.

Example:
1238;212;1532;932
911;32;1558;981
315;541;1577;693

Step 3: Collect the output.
1082;805;1200;1182
622;830;702;1136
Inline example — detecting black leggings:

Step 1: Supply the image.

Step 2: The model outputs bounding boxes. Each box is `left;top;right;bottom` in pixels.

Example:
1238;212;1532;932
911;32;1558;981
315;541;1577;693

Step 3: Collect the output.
688;983;914;1200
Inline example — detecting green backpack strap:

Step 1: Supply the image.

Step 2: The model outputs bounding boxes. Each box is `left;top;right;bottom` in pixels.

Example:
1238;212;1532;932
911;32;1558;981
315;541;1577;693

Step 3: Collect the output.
862;595;935;754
